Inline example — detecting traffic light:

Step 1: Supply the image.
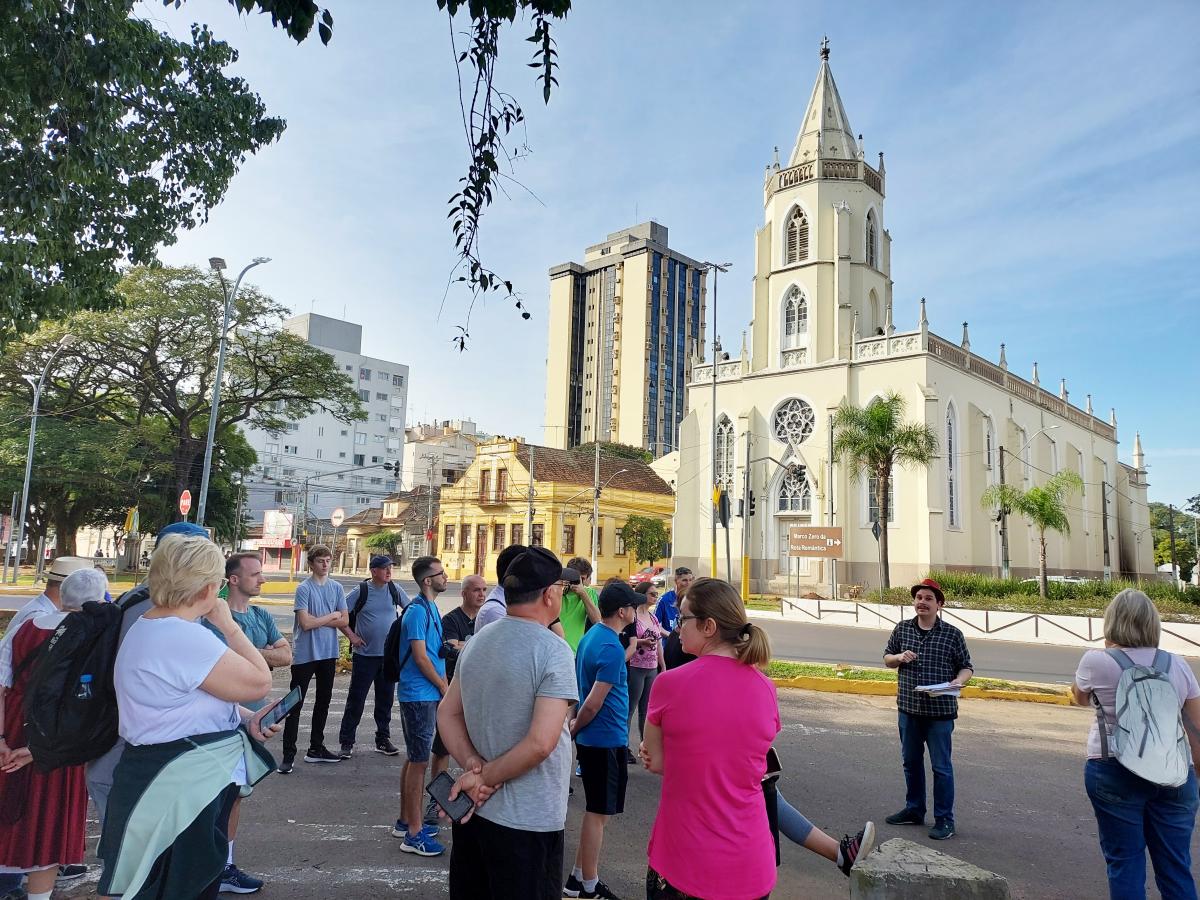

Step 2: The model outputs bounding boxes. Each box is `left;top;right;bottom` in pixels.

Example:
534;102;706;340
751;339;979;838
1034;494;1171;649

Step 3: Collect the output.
384;460;400;478
748;491;757;517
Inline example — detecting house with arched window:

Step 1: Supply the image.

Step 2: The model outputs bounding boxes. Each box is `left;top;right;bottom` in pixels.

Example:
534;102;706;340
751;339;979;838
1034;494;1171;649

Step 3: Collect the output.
669;42;1153;594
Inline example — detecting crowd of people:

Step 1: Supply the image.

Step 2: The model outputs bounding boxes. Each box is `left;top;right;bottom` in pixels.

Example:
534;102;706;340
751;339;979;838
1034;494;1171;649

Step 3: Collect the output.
0;530;1196;899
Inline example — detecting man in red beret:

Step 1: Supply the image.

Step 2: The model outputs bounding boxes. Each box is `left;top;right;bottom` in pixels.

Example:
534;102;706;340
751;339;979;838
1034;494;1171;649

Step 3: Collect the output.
882;578;974;841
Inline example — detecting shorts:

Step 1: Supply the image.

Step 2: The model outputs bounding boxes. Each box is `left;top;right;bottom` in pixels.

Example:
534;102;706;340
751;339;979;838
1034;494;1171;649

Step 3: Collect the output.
399;700;439;763
431;725;448;759
576;744;628;816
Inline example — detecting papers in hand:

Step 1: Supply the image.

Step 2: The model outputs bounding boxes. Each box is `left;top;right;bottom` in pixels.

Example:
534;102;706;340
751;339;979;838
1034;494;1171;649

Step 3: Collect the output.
916;681;961;698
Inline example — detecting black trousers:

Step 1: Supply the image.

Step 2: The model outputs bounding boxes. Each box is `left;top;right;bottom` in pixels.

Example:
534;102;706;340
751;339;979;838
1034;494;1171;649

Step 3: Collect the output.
449;815;563;900
337;653;395;746
282;657;337;760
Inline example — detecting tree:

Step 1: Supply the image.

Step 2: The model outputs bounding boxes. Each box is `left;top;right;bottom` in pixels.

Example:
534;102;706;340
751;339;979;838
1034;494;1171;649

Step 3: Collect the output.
574;442;653;463
1154;534;1196;584
0;267;364;550
0;2;284;343
204;0;573;346
365;530;403;559
832;393;939;590
981;471;1085;598
620;515;669;566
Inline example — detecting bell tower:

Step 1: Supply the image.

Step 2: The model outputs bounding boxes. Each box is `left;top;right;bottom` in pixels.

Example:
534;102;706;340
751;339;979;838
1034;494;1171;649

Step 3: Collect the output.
750;39;892;372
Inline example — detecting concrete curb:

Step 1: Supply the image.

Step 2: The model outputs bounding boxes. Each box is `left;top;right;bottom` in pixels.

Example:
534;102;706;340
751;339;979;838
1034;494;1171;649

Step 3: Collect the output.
770;675;1071;706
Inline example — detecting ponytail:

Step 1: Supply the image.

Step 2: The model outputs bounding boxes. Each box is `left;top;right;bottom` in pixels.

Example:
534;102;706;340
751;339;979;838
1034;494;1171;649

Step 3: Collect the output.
686;577;773;668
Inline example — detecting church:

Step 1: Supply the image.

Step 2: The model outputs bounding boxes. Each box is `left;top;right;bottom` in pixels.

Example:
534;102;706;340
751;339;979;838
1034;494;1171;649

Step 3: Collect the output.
671;42;1154;595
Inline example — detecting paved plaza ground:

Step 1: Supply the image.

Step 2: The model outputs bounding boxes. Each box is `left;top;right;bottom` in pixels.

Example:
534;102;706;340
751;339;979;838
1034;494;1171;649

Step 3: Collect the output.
55;670;1199;899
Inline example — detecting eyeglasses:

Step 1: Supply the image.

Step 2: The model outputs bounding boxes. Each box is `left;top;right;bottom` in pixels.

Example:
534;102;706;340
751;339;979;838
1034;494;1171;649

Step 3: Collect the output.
427;570;447;580
678;614;703;626
555;580;573;589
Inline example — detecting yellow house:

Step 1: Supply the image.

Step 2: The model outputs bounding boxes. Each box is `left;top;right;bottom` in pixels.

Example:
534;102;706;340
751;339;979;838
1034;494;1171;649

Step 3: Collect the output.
438;438;674;582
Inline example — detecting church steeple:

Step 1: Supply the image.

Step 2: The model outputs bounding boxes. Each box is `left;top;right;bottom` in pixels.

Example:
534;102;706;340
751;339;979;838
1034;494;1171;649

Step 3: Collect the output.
788;37;859;166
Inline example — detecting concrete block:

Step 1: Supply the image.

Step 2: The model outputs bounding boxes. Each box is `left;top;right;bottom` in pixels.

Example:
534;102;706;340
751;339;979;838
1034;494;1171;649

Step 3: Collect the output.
850;838;1009;900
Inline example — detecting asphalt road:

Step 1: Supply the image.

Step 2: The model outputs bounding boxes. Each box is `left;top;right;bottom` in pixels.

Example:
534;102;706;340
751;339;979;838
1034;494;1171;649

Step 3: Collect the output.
5;581;1199;684
57;676;1199;899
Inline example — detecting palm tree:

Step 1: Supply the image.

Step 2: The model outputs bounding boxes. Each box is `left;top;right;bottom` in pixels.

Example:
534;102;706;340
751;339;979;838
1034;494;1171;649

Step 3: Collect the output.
981;470;1084;598
832;393;938;590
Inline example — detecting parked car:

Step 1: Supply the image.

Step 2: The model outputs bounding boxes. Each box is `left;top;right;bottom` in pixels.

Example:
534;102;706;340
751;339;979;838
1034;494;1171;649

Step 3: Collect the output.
629;565;664;586
651;567;672;588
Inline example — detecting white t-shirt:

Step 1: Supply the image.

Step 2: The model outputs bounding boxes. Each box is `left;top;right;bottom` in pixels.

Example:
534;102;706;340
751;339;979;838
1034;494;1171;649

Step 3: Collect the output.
115;616;242;746
1074;647;1200;759
0;593;55;687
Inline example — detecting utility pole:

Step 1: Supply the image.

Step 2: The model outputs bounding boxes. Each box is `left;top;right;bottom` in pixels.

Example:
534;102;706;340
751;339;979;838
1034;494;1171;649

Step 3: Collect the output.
1100;480;1111;581
705;261;730;578
740;429;752;600
2;492;15;583
233;474;245;552
1168;504;1180;590
525;444;536;543
424;454;436;556
591;443;600;585
998;446;1011;580
827;413;837;600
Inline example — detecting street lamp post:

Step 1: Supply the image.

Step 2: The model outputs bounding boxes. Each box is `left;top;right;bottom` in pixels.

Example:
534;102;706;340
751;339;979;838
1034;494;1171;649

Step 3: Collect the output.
590;452;629;585
197;256;270;526
11;333;75;582
998;424;1060;580
704;261;731;578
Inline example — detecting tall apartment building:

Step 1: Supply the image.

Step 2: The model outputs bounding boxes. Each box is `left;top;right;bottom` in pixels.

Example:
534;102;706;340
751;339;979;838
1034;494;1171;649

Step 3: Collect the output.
241;312;410;527
543;222;707;457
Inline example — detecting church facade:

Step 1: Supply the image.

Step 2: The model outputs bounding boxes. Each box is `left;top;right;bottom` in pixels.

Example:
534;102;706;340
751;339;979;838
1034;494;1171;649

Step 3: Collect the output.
672;44;1154;594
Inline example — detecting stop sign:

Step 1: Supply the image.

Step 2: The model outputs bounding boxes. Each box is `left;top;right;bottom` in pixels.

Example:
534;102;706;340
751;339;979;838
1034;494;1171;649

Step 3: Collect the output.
178;490;192;517
330;507;345;527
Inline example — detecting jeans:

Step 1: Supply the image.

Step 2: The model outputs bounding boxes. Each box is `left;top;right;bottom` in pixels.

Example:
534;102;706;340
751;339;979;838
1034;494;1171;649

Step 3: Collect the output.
776;789;814;844
626;666;658;747
1085;759;1198;900
0;874;20;892
337;654;395;747
282;657;337;760
898;711;955;824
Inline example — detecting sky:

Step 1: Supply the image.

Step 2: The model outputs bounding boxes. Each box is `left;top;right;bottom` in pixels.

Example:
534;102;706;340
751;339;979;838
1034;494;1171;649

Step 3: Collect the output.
146;0;1200;508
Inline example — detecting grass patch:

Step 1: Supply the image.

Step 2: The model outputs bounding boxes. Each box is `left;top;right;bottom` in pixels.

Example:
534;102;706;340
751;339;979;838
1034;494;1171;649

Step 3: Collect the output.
766;659;1064;696
746;595;782;613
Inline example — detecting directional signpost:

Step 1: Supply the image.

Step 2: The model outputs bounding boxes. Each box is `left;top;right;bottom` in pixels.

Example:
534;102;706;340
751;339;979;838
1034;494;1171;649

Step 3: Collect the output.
788;525;844;558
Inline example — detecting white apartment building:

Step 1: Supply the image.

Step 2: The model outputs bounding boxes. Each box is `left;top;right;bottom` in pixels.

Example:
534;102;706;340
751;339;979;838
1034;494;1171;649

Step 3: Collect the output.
400;419;484;491
241;313;410;529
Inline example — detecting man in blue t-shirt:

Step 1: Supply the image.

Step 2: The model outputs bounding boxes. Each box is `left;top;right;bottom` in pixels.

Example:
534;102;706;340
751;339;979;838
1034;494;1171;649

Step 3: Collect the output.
564;581;637;899
392;555;449;857
337;555;410;759
654;567;693;633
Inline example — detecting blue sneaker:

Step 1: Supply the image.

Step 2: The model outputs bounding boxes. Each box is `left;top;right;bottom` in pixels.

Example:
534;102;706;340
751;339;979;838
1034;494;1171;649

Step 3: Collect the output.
219;863;264;894
390;819;438;839
400;830;445;857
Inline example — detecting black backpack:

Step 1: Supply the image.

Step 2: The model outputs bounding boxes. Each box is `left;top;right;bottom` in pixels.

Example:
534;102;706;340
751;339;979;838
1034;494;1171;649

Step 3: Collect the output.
22;600;125;772
381;598;440;684
348;580;404;632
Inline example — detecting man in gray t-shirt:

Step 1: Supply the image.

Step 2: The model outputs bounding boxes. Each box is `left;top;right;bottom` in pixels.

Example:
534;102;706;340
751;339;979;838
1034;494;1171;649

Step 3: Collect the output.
437;547;579;900
337;555;410;757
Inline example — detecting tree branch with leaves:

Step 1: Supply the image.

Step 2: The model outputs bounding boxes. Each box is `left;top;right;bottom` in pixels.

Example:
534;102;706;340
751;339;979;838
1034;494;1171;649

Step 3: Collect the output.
981;470;1084;598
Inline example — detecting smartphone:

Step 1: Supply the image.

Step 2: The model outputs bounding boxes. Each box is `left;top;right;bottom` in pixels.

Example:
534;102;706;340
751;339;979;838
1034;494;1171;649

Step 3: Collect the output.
259;686;303;730
425;770;475;824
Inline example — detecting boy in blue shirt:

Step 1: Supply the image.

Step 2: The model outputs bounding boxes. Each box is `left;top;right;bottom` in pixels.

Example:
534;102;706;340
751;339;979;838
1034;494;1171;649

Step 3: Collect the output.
565;581;638;900
392;555;449;857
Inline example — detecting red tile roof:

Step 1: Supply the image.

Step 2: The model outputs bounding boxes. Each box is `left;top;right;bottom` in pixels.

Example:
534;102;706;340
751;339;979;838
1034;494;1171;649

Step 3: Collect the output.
515;445;672;496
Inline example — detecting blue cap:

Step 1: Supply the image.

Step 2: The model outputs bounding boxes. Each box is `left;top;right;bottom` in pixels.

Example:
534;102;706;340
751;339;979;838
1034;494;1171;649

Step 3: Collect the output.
369;555;393;569
158;522;209;540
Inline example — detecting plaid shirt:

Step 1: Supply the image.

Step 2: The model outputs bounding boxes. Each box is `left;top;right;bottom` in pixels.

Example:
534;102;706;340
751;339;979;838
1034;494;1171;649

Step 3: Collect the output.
884;616;974;719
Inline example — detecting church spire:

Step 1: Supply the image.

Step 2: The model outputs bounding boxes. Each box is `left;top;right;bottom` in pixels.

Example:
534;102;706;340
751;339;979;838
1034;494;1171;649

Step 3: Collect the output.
788;38;859;166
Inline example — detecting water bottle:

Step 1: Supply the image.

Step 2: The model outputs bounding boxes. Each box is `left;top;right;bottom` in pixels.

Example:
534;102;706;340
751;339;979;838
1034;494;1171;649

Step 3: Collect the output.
76;674;93;700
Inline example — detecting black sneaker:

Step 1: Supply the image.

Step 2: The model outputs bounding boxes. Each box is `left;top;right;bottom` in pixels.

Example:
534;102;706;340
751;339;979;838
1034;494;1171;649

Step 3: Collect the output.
304;747;341;764
929;820;955;840
277;757;294;774
580;881;621;900
885;808;924;826
57;864;88;884
563;873;584;897
624;748;637;765
837;821;876;875
219;863;264;894
375;738;401;756
338;744;354;759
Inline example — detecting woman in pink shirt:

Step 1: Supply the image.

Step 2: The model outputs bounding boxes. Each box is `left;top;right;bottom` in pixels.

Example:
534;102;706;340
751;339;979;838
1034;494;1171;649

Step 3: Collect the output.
640;577;779;900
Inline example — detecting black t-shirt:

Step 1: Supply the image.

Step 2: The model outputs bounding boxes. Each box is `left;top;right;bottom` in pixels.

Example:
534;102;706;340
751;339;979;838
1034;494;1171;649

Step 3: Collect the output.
440;606;476;681
663;629;696;670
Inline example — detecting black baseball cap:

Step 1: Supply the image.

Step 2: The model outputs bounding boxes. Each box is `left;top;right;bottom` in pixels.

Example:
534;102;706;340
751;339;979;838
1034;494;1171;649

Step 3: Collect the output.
598;580;641;617
501;546;576;595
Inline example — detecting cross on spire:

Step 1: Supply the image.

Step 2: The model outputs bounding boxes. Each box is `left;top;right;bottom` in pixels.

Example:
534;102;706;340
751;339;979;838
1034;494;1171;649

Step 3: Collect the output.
820;35;830;60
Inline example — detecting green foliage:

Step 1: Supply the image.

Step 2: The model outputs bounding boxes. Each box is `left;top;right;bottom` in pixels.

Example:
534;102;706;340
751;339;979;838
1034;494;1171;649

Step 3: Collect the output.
981;471;1084;598
832;392;938;589
620;515;669;565
0;2;284;343
922;571;1200;617
0;267;363;553
365;530;402;556
1154;535;1196;583
574;442;652;463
